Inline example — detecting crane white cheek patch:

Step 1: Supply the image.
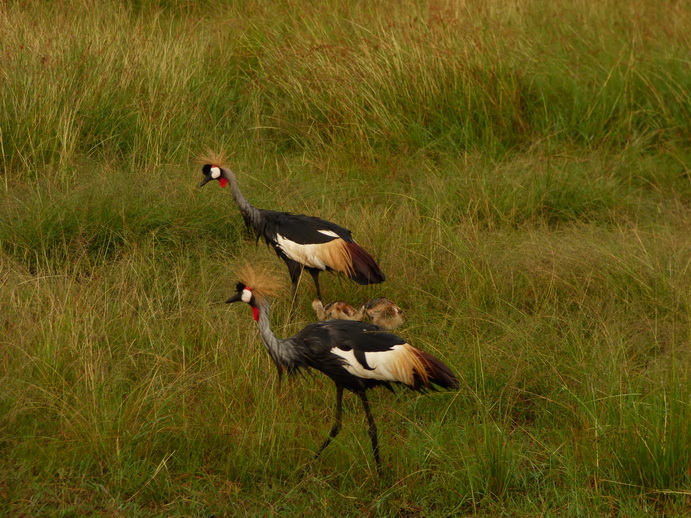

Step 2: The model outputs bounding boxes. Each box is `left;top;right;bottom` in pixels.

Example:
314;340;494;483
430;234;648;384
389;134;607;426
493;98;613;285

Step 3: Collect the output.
240;288;259;320
210;165;228;187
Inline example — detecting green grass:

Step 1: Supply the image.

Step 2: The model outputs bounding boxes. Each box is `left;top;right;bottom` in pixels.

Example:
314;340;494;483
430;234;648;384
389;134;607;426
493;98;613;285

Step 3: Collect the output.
2;0;689;176
1;0;690;516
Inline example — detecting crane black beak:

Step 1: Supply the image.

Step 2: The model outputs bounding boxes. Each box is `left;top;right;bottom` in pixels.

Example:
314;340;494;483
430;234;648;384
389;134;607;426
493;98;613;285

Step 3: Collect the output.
225;292;243;304
199;175;213;188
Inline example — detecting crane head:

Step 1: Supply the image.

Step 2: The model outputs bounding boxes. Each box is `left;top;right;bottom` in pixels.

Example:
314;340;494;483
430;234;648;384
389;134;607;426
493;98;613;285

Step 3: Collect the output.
225;265;285;322
199;163;228;188
226;282;260;321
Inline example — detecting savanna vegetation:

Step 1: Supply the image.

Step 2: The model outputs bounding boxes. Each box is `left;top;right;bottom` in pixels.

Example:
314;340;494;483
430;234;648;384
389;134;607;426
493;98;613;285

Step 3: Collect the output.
1;0;689;515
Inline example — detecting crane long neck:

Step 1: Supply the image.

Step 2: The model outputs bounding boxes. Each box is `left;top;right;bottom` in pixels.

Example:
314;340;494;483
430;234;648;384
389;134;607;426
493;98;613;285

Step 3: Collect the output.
255;298;300;372
221;167;262;229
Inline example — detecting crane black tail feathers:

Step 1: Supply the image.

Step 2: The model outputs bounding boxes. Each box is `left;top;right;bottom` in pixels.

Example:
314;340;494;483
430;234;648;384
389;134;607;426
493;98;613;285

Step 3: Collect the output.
346;242;385;285
414;349;459;390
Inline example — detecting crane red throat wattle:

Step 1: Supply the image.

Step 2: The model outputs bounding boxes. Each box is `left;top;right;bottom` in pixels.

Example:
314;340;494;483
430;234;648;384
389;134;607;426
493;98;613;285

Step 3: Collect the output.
252;306;259;321
211;165;228;188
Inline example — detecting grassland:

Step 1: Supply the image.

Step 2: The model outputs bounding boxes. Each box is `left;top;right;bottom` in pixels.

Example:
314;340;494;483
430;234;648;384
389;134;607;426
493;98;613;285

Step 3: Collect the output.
1;0;690;516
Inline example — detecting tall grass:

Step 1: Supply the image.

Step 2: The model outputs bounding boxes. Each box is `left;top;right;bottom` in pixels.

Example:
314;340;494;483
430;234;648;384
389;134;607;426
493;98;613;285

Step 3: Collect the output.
1;0;689;179
1;0;690;516
2;156;689;515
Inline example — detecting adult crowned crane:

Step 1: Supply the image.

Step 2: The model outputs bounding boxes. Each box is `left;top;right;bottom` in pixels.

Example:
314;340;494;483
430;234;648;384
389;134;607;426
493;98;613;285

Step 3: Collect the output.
198;154;385;306
225;266;458;473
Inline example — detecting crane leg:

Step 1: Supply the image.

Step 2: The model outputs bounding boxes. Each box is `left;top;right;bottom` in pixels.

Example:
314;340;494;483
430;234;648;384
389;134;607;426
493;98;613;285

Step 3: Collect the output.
358;391;382;474
285;261;303;317
290;278;299;305
315;385;343;458
308;269;322;301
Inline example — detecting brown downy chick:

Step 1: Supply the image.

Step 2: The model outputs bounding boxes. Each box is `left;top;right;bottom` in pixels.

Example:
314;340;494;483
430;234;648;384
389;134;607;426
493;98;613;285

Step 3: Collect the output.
313;297;406;331
362;297;406;330
312;300;365;321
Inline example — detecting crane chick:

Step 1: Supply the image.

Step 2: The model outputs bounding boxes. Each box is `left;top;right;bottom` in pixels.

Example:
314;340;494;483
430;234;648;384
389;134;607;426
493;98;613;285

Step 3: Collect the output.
312;300;364;321
312;297;406;331
362;297;407;330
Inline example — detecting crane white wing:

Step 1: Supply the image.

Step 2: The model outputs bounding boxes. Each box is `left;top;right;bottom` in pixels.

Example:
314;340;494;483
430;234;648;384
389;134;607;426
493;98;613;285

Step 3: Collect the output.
330;343;423;387
275;233;353;273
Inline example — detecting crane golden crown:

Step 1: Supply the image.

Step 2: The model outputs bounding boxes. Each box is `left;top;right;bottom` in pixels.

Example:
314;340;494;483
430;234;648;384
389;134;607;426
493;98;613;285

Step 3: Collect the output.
237;264;285;300
197;149;228;167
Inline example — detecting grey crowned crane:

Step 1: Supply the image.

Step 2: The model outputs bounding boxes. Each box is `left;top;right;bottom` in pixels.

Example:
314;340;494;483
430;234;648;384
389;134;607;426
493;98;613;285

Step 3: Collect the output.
312;297;407;331
226;266;458;473
198;154;385;305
